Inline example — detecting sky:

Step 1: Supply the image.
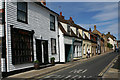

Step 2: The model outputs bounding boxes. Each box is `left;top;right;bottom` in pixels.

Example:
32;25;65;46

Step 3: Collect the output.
46;2;119;40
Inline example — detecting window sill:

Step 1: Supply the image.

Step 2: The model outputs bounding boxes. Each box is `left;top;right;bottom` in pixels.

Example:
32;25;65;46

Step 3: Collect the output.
50;29;56;31
17;19;28;24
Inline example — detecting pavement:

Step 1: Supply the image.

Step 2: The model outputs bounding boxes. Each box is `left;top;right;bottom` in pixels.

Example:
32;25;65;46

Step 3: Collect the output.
102;53;120;79
2;51;115;80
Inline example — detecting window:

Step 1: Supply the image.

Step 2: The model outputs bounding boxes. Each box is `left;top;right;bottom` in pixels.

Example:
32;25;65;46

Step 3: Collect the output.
89;33;90;39
67;24;71;34
51;38;56;54
11;28;33;65
76;28;78;36
82;31;85;38
50;14;55;31
17;2;27;23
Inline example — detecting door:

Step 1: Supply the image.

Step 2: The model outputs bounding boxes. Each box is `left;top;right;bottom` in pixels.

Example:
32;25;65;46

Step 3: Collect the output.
36;39;42;64
42;41;48;64
65;44;71;62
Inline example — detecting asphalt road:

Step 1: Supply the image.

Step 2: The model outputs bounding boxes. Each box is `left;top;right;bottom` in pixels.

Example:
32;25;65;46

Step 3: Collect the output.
38;52;119;79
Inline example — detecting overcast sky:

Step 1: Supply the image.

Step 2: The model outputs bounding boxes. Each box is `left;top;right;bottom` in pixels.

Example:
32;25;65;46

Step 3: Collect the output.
47;2;119;39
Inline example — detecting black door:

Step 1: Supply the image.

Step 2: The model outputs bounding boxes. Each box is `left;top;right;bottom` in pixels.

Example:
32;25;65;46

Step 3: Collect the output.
36;39;42;64
42;41;49;64
36;40;49;64
65;44;71;62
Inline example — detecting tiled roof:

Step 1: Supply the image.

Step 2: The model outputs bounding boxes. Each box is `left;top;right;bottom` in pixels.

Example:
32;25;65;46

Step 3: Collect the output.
58;15;89;32
35;2;59;16
106;33;116;41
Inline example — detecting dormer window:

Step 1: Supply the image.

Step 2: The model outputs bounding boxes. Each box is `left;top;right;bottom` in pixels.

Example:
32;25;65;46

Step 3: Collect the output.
88;33;90;39
82;31;85;38
76;28;78;36
67;24;71;34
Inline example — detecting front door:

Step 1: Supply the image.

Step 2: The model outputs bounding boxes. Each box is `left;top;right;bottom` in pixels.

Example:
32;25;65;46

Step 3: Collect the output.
65;44;71;62
36;39;42;64
36;39;48;64
42;41;48;64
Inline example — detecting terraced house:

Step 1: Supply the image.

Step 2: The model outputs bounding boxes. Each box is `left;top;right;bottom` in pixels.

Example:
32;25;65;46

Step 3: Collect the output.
93;25;105;54
106;32;117;50
1;1;60;76
58;12;82;62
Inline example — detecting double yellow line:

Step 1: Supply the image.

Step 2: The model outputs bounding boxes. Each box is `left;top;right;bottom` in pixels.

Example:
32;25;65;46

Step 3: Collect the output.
98;55;119;77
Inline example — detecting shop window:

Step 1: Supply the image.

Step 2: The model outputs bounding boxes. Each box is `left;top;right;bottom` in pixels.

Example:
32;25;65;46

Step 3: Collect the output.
11;28;33;65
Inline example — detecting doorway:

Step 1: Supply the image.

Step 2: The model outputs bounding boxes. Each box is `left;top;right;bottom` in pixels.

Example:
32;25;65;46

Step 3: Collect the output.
36;39;48;64
65;44;71;62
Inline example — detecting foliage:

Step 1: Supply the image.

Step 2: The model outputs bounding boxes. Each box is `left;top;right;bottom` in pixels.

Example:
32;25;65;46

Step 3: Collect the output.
34;60;39;63
107;43;113;49
50;57;55;61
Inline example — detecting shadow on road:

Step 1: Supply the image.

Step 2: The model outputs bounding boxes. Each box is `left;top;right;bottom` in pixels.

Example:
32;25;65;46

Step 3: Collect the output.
112;54;120;71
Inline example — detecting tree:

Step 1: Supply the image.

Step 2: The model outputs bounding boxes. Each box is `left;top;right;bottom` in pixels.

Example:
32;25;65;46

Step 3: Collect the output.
107;43;113;49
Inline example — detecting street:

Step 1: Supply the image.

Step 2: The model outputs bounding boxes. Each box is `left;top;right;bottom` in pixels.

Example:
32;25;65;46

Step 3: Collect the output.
35;52;119;79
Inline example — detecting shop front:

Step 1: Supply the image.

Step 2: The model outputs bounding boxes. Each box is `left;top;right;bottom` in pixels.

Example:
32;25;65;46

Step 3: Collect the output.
11;27;34;65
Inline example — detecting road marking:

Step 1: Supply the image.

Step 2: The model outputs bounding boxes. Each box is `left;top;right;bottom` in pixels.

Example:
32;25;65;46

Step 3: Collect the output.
78;76;82;78
82;69;87;73
77;69;83;73
72;75;79;78
87;76;92;78
65;75;71;78
98;55;119;77
83;76;86;78
34;64;80;79
69;69;87;74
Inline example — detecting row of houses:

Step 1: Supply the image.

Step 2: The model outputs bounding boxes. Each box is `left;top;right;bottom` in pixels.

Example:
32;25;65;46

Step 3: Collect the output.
0;1;118;77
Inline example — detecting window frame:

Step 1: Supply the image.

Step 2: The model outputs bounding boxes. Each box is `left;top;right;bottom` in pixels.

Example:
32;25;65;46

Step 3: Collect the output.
76;28;78;36
51;38;56;54
67;24;71;34
50;14;55;31
17;2;28;24
11;27;34;65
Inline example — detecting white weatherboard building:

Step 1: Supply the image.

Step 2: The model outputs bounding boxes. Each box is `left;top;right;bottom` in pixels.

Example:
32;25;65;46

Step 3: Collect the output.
1;2;60;76
58;13;82;62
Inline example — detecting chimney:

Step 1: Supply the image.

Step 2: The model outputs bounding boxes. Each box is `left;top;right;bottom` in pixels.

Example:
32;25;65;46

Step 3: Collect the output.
89;28;91;32
41;0;46;6
59;12;64;19
94;25;96;30
60;12;62;16
70;17;72;20
108;32;110;34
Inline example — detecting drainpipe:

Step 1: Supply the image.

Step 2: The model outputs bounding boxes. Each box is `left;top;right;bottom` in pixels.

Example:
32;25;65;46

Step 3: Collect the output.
57;21;60;63
5;0;9;72
71;37;75;62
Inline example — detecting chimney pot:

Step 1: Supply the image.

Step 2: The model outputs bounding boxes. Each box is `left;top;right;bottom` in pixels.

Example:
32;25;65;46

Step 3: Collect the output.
41;0;46;6
70;17;72;20
60;12;62;16
89;28;91;32
94;25;96;30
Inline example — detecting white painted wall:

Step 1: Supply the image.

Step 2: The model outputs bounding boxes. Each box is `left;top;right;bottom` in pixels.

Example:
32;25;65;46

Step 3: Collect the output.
60;22;67;32
4;2;59;72
108;37;115;50
59;28;65;62
0;25;4;37
71;26;76;34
